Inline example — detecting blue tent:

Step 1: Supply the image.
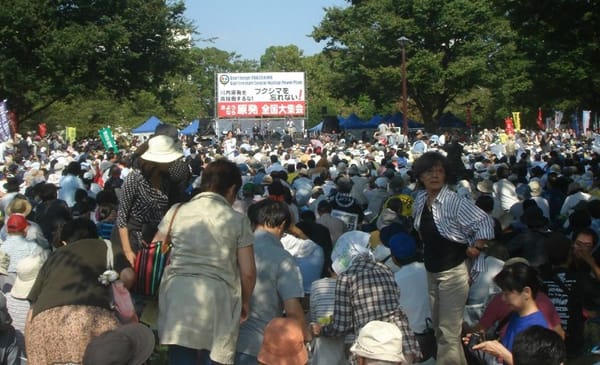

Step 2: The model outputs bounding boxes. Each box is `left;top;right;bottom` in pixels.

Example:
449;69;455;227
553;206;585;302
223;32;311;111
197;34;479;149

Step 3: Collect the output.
340;113;369;129
438;112;467;128
309;121;323;132
180;120;199;136
132;116;162;134
380;112;424;129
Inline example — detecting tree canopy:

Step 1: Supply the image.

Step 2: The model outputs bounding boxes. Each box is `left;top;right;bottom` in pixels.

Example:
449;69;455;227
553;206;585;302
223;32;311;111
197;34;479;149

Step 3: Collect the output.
0;0;192;128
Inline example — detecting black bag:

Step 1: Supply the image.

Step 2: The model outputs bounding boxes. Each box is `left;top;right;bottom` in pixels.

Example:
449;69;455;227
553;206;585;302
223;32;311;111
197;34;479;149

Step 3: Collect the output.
415;318;437;360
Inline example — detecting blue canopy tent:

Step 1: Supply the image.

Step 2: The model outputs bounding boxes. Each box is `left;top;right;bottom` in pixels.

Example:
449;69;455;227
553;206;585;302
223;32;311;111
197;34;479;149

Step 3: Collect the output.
365;114;384;128
438;112;467;128
309;121;323;132
132;116;162;134
381;112;424;129
340;113;369;129
180;120;200;136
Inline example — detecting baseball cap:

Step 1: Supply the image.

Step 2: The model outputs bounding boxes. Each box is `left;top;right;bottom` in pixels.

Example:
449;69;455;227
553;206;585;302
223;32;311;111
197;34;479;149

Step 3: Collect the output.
388;232;417;260
6;214;28;233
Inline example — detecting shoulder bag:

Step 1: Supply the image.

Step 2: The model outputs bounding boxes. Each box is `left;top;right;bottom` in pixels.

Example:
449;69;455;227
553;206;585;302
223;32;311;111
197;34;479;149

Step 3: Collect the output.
133;203;183;296
102;239;138;324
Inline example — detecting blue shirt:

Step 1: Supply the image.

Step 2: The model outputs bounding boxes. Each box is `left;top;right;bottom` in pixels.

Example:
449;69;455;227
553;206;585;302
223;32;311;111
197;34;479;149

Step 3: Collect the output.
502;310;549;351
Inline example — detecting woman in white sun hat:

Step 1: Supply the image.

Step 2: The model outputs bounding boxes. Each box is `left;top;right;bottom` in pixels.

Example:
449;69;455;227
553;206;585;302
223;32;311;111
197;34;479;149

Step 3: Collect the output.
114;135;183;266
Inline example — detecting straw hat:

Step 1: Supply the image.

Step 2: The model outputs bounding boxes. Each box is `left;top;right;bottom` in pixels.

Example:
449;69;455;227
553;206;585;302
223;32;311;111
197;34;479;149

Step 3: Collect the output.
140;135;183;163
6;197;32;217
477;179;493;194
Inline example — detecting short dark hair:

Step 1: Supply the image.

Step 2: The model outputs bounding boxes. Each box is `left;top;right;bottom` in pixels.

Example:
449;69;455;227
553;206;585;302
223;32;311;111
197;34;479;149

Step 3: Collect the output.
494;262;541;298
411;152;454;184
56;218;98;246
574;227;599;247
199;159;242;196
475;195;494;213
512;325;566;365
248;199;291;231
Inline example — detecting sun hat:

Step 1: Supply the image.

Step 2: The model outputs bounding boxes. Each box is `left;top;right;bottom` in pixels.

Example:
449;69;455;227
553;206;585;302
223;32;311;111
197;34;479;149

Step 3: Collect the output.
257;318;308;365
140;135;183;163
6;197;32;217
350;321;406;363
387;232;417;260
11;254;45;299
331;231;373;274
6;214;28;233
3;176;20;192
476;179;493;194
83;323;155;365
528;180;542;197
0;251;9;276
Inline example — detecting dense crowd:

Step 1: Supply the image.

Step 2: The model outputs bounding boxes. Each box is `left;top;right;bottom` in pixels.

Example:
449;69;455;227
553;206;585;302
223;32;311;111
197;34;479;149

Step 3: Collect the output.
0;123;599;365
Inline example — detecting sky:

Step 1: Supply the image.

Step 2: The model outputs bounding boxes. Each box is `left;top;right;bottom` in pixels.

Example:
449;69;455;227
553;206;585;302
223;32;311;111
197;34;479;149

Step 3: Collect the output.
183;0;348;61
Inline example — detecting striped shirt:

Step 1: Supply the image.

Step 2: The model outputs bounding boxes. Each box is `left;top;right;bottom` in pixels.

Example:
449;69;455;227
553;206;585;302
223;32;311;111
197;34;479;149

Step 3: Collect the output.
413;185;495;244
413;185;495;271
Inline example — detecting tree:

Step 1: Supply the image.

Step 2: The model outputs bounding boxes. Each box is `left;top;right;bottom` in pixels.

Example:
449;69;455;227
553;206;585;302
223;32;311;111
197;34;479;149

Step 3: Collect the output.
494;0;600;114
0;0;192;128
312;0;524;129
259;45;304;72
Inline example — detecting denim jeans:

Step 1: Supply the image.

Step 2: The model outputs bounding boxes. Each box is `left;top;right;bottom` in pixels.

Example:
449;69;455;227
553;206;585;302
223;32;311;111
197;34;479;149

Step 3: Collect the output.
234;351;258;365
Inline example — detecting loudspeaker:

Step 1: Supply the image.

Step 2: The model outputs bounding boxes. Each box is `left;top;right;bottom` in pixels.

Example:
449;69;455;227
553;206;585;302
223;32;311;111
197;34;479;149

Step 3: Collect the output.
322;116;340;133
321;106;328;115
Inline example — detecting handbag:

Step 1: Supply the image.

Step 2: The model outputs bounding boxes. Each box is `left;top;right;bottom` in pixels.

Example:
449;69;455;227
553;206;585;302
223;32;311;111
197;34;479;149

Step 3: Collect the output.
414;317;437;361
102;239;138;324
133;203;182;296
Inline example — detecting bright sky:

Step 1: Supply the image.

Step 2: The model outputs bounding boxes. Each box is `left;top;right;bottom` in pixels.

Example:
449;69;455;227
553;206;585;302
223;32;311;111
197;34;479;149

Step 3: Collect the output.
183;0;348;61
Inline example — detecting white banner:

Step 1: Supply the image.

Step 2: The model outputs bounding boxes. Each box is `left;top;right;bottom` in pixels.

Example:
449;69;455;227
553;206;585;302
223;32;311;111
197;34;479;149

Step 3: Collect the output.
583;110;591;134
555;111;563;129
216;72;305;118
0;100;11;142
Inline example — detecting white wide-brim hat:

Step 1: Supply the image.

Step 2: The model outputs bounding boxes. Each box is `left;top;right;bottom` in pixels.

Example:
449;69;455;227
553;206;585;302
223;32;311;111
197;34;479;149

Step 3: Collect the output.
141;135;183;163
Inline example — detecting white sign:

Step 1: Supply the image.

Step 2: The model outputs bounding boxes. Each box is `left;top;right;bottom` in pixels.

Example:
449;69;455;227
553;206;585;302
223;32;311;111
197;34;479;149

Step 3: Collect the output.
216;72;305;118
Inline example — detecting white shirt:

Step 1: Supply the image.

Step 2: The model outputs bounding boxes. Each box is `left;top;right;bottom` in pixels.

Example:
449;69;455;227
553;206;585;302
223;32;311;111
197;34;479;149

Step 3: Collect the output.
394;262;431;333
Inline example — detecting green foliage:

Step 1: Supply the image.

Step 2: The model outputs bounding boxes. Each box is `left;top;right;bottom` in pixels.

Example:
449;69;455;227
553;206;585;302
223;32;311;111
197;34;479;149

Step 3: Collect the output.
312;0;526;129
260;45;304;72
0;0;192;122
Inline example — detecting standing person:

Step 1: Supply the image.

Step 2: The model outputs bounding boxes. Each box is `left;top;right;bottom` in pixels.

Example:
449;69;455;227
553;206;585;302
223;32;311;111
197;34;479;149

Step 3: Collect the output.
58;161;85;208
33;183;72;245
114;135;183;266
25;218;134;365
412;151;494;364
236;199;309;365
222;131;237;160
158;159;256;365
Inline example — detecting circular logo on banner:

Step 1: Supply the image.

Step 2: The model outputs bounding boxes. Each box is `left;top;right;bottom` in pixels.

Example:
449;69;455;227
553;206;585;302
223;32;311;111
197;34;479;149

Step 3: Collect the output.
219;74;230;85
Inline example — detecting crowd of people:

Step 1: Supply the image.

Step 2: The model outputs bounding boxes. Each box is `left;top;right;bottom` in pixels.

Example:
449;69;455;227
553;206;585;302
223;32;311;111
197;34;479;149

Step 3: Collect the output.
0;123;599;365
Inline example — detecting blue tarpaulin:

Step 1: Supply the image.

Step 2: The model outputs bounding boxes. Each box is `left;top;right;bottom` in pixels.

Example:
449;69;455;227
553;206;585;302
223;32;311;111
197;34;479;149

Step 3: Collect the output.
180;120;199;135
132;116;162;134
